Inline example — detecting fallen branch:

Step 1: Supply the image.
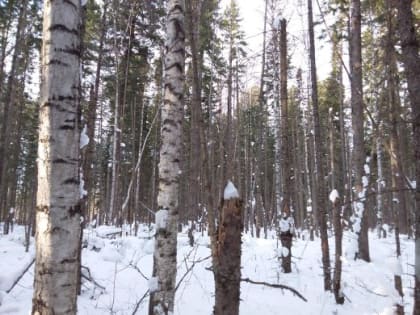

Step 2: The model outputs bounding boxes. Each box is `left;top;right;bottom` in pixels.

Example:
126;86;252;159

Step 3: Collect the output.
6;258;35;293
241;277;308;302
355;279;388;298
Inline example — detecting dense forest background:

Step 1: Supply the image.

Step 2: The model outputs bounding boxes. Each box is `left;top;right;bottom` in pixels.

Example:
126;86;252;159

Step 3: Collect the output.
0;0;419;314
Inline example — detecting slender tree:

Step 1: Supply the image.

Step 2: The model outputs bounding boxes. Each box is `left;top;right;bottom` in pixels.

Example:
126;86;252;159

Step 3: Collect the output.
32;0;82;313
394;1;420;313
307;0;331;290
349;0;370;262
148;1;185;314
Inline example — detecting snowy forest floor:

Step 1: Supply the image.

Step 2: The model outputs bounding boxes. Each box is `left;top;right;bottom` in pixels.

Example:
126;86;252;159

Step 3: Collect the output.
0;225;414;315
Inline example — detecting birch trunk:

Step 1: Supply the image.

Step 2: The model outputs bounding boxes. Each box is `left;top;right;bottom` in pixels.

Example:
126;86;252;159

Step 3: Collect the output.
148;1;185;314
32;0;82;313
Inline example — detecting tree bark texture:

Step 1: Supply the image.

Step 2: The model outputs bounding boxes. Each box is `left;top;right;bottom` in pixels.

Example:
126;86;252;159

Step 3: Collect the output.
214;197;242;315
307;0;331;290
395;1;420;314
149;1;185;314
32;0;82;314
332;194;344;304
350;0;370;262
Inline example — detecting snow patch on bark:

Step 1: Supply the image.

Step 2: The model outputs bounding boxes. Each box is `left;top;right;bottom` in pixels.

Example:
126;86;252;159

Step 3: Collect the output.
80;125;89;149
329;189;339;203
80;170;87;198
155;210;169;230
148;277;159;293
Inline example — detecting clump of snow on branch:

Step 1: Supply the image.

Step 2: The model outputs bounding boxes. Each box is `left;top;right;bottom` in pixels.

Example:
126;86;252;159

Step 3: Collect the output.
279;216;295;234
80;125;89;149
329;189;339;203
155;209;169;230
148;277;159;293
224;180;239;200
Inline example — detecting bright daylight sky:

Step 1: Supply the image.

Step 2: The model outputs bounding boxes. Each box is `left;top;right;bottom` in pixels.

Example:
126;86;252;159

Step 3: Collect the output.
220;0;334;87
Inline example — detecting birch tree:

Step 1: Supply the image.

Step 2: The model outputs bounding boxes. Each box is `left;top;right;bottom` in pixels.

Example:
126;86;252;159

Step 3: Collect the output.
148;1;185;314
32;0;82;313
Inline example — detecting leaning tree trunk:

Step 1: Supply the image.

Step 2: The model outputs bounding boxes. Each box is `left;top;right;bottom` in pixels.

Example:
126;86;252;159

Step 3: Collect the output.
32;0;82;314
349;0;370;262
148;1;185;314
394;1;420;314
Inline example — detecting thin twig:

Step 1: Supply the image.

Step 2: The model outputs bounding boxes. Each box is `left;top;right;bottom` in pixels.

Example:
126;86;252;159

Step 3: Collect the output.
241;277;308;302
129;262;149;281
175;254;212;292
131;290;149;315
6;258;35;293
81;266;106;291
355;279;389;298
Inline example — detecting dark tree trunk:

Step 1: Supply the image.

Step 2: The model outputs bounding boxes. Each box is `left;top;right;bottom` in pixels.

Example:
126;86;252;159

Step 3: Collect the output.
394;1;420;314
331;193;344;304
214;196;242;315
307;0;331;290
349;0;370;262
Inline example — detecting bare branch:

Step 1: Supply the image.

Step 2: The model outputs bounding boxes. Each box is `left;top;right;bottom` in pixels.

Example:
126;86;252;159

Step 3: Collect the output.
241;277;308;302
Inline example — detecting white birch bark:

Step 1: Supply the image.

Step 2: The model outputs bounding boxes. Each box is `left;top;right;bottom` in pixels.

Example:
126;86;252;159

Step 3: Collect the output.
149;1;185;314
32;0;82;314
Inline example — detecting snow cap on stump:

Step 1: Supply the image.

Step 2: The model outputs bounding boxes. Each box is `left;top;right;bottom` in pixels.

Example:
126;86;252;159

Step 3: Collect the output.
224;180;239;200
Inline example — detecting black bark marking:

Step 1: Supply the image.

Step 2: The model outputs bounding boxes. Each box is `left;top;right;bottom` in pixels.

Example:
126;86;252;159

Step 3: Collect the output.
55;47;81;57
36;205;50;214
52;158;76;165
55;95;76;101
59;125;75;130
49;24;79;36
69;203;81;217
41;101;77;114
162;118;177;128
164;62;183;73
63;178;79;185
60;258;76;264
47;59;70;67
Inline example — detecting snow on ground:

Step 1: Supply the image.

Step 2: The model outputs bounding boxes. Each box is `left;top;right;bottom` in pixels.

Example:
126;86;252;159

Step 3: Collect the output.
0;224;414;314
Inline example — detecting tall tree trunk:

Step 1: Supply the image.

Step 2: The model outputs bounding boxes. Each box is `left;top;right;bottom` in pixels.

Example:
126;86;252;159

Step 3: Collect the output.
148;1;185;314
349;0;370;262
307;0;331;290
32;0;82;313
394;1;420;313
278;19;293;273
384;2;404;310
